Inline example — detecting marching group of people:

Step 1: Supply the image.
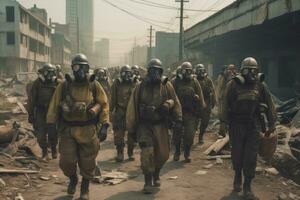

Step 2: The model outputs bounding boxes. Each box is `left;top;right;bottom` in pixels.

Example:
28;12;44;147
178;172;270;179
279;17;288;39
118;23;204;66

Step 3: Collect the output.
27;53;276;200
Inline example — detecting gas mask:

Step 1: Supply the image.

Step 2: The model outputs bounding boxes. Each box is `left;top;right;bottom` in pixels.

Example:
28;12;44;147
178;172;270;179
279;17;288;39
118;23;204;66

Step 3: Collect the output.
43;70;57;83
121;71;133;82
96;70;107;81
148;67;163;84
225;69;236;81
72;64;89;82
133;70;140;80
196;68;207;80
182;68;193;81
241;67;258;84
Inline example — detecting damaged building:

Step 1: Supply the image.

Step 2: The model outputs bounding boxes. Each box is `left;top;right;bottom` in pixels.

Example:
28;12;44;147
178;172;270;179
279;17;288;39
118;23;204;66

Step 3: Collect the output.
0;0;51;76
184;0;300;99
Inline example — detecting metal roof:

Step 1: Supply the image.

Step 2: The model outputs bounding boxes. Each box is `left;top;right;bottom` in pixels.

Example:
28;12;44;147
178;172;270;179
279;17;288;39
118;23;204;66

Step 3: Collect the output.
185;0;300;47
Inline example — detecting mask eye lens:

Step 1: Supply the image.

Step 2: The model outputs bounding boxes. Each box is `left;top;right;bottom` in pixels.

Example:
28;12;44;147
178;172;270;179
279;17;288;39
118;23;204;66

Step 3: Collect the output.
242;68;249;75
251;69;258;74
72;64;80;72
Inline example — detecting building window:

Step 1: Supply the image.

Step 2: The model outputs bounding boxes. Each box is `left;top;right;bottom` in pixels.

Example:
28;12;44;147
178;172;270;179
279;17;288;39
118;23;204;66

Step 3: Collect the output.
20;34;28;47
6;6;15;22
7;32;15;45
20;10;27;24
38;24;45;36
29;38;37;52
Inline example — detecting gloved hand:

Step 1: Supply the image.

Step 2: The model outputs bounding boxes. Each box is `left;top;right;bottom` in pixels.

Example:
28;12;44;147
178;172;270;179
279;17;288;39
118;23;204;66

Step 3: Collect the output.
98;123;109;142
28;115;34;124
159;99;174;114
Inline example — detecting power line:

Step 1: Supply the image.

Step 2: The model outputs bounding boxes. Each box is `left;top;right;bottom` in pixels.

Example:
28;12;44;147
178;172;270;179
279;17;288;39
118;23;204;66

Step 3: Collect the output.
129;0;219;12
102;0;174;31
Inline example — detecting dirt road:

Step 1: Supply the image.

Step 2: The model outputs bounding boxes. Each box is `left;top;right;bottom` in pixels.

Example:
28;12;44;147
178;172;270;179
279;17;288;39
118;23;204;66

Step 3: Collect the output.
16;132;300;200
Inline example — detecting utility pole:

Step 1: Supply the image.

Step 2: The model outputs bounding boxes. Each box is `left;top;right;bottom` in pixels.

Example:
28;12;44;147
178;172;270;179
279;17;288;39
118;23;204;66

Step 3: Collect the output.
147;25;154;61
77;17;80;53
176;0;188;61
132;37;137;65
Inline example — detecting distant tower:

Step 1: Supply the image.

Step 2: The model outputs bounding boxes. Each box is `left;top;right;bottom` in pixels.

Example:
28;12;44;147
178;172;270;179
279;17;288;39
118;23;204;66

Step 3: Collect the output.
66;0;94;57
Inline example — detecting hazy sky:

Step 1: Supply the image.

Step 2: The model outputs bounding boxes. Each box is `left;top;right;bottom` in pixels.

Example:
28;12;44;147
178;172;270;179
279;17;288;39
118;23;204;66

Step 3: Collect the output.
18;0;235;65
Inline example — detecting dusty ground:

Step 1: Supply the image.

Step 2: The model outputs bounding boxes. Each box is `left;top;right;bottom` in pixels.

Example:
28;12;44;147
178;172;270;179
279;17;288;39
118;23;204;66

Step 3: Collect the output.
1;130;300;200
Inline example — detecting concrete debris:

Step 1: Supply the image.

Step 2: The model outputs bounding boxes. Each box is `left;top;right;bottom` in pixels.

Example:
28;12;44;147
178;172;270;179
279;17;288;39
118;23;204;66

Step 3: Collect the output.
39;176;50;181
255;167;264;174
168;176;179;180
216;157;223;164
101;171;129;185
278;192;288;200
194;170;208;175
289;193;300;200
14;193;24;200
0;178;6;187
265;168;280;176
203;164;214;169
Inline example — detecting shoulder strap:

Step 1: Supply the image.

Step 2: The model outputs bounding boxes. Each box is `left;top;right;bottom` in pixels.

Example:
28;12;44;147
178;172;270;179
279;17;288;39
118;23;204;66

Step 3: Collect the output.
89;81;97;102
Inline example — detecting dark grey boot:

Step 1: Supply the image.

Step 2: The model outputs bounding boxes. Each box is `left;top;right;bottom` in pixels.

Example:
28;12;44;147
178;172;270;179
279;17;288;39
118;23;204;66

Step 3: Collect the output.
184;145;191;163
243;177;258;200
143;174;153;194
127;145;135;161
153;168;161;187
233;171;242;192
80;178;90;200
173;144;180;161
67;175;78;195
115;145;124;162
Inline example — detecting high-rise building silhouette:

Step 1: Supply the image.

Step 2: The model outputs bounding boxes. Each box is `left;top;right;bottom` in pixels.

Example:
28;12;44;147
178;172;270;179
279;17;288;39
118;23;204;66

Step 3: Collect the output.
66;0;94;58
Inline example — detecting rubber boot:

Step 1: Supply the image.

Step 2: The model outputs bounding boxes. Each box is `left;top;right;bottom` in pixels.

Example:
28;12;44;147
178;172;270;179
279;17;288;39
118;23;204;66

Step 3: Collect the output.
80;178;90;200
184;145;191;163
198;132;204;144
233;171;242;192
42;148;49;161
143;173;153;194
127;145;135;161
173;144;180;161
51;146;58;159
67;175;78;195
115;145;124;162
153;168;161;187
243;177;258;200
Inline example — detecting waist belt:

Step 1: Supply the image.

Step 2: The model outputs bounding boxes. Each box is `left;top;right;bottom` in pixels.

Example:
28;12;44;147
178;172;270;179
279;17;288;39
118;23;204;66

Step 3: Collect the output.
62;118;98;127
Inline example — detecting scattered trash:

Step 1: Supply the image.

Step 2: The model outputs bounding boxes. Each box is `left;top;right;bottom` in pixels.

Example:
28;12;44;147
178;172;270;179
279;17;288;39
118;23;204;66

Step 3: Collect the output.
265;168;279;176
14;193;24;200
168;176;178;180
100;171;129;185
194;170;207;175
39;176;51;181
278;192;288;200
203;163;214;169
0;178;6;187
216;157;223;164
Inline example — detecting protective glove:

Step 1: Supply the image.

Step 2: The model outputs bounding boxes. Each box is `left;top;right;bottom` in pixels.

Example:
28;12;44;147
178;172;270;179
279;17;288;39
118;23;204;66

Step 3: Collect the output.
98;123;109;142
158;99;174;114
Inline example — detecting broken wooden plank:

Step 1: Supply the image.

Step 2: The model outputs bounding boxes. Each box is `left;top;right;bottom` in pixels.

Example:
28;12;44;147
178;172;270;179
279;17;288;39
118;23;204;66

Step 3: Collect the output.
16;101;27;114
212;135;230;154
0;167;39;174
207;155;231;160
204;139;222;155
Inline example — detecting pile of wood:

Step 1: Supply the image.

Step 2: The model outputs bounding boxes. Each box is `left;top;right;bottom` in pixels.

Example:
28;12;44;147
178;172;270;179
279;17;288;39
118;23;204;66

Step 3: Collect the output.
0;122;42;175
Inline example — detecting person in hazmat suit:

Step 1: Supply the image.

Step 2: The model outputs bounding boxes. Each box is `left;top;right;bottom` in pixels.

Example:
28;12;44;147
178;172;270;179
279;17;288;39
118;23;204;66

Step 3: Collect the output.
47;54;110;200
126;58;182;194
